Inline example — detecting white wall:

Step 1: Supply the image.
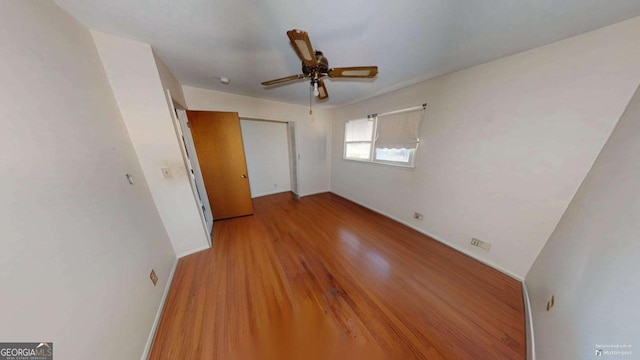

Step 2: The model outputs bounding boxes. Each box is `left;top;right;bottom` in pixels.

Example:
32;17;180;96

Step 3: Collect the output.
331;17;640;278
240;120;292;198
92;32;209;257
526;84;640;359
0;2;175;359
183;86;332;197
154;52;187;109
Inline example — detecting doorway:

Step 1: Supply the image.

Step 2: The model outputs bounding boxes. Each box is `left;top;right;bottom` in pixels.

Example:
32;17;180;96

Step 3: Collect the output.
240;119;294;198
175;110;301;223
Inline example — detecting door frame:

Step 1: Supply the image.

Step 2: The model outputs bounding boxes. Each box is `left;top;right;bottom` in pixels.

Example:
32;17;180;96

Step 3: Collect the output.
166;90;213;243
174;112;301;204
287;121;300;198
168;104;302;230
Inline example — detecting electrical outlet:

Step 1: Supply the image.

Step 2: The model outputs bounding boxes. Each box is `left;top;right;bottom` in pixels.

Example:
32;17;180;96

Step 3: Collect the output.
413;212;424;220
150;269;158;286
470;238;492;251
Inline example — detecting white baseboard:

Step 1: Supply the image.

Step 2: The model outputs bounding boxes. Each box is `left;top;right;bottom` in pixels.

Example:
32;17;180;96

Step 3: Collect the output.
522;281;536;360
299;189;331;198
331;191;524;281
177;244;210;258
251;189;293;198
141;258;178;360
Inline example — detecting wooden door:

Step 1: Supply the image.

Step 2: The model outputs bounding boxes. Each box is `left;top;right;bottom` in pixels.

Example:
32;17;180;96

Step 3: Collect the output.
187;111;253;220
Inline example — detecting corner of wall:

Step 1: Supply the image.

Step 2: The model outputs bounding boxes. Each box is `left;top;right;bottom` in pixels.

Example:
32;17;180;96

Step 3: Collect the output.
152;51;187;109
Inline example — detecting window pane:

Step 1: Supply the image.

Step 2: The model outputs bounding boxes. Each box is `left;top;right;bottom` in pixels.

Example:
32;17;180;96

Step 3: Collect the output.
375;148;411;163
345;119;373;142
345;143;371;160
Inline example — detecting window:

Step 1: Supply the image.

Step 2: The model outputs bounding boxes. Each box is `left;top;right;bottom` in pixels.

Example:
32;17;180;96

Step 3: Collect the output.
343;107;424;167
344;118;374;160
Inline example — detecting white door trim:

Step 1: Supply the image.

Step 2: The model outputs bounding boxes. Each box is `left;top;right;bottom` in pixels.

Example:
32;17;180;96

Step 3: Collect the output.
166;90;213;241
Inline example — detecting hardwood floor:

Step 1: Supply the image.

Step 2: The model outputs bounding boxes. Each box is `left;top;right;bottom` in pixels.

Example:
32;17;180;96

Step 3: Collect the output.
149;192;525;359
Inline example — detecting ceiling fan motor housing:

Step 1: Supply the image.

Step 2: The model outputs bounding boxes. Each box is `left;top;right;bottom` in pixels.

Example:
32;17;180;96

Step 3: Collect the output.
302;51;329;77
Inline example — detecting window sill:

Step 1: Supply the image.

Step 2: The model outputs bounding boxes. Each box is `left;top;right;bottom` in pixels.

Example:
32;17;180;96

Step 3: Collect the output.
342;157;415;169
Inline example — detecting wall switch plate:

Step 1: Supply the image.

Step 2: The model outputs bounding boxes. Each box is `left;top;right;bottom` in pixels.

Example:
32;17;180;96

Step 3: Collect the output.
413;212;424;220
150;269;158;286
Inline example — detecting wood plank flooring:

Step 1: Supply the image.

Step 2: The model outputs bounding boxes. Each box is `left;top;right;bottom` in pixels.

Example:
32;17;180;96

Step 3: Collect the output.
149;192;525;359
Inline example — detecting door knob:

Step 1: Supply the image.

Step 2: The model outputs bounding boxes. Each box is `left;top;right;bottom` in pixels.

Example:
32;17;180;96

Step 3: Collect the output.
241;174;247;179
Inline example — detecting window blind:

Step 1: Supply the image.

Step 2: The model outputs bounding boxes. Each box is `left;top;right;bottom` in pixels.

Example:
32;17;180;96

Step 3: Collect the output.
374;109;424;149
345;118;374;142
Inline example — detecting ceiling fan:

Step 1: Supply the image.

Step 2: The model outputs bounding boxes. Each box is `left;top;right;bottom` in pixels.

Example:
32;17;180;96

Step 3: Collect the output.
261;29;378;101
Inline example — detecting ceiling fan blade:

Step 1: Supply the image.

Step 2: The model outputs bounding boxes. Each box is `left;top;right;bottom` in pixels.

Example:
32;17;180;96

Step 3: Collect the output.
286;29;318;67
317;79;328;100
261;74;305;86
328;66;378;78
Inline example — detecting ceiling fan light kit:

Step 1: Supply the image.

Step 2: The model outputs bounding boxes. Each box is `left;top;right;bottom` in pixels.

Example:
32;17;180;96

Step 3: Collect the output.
261;29;378;105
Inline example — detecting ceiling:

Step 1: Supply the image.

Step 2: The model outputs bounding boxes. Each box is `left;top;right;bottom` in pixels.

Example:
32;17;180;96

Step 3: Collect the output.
55;0;640;107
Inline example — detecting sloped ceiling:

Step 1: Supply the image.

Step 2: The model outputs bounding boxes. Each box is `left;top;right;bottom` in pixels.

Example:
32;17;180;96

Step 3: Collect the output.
55;0;640;107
